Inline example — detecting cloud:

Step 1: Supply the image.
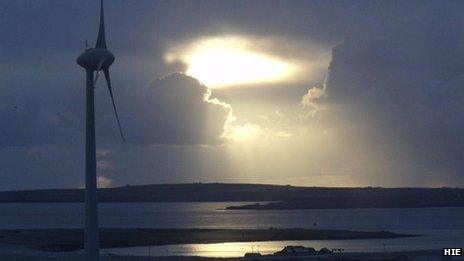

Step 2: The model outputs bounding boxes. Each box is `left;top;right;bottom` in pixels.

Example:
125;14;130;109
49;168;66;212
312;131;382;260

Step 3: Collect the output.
302;86;326;106
300;82;327;119
319;35;464;181
123;73;234;145
0;72;234;148
0;101;80;146
291;1;464;185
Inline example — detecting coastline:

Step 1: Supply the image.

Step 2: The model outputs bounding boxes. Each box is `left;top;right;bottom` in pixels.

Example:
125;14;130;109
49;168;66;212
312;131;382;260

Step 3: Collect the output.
0;248;447;261
0;228;411;252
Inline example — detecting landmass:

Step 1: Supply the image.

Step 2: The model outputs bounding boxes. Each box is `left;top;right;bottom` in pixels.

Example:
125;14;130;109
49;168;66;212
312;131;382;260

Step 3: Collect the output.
0;183;463;209
0;228;410;252
225;192;464;210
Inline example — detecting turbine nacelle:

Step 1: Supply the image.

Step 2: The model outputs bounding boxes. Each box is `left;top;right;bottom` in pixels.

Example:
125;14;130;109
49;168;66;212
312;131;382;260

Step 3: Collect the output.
77;48;114;71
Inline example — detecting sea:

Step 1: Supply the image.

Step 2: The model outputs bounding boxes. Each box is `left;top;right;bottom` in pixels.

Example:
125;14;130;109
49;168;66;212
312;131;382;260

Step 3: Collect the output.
0;202;463;257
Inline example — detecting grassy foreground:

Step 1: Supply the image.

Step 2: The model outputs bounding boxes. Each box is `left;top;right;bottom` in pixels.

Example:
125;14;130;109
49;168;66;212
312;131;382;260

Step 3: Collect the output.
0;228;411;251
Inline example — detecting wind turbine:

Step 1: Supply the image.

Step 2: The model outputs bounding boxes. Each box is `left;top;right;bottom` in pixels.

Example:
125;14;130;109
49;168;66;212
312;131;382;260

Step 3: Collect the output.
77;0;124;260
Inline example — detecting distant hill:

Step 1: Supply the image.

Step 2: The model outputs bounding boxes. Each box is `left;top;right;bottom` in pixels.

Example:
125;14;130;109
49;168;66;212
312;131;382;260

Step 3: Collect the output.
0;183;463;209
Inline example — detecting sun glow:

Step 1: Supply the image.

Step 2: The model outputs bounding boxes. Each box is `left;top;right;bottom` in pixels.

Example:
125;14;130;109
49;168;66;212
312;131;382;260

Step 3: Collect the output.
165;36;299;88
226;124;262;142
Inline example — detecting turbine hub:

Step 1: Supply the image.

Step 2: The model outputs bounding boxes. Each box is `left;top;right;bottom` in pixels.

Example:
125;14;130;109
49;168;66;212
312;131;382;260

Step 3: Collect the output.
77;48;114;71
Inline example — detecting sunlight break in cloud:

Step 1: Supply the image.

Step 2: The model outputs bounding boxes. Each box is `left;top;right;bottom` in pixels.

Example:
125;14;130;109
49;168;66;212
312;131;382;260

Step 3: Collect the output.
97;176;114;188
165;36;300;88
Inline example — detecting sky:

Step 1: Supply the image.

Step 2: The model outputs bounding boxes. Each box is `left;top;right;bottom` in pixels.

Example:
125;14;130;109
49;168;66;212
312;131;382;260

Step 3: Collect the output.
1;0;464;190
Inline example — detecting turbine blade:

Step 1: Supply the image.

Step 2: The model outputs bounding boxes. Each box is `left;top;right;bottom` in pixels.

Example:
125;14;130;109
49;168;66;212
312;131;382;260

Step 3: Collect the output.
95;0;107;49
93;61;104;87
103;68;125;141
94;70;101;87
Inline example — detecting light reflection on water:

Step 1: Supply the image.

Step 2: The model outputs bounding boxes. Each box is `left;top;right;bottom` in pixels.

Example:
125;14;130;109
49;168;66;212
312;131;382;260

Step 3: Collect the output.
101;229;464;258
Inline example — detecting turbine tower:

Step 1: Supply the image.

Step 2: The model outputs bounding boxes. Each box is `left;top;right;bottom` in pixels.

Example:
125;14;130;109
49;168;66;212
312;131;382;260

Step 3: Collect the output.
77;1;124;260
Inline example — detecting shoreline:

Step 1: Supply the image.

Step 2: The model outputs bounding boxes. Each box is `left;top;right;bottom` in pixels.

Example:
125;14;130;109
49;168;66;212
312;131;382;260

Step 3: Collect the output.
104;249;446;260
0;228;412;252
0;247;446;261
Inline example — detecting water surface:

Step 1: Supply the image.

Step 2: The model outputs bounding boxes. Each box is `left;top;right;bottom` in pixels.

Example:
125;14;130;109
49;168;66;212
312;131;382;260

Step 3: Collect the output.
1;202;463;257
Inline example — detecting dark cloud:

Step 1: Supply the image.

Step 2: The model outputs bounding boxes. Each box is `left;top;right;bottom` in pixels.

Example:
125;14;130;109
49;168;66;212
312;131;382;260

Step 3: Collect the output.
122;73;232;145
323;32;464;182
0;73;232;147
0;87;82;147
0;104;69;146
